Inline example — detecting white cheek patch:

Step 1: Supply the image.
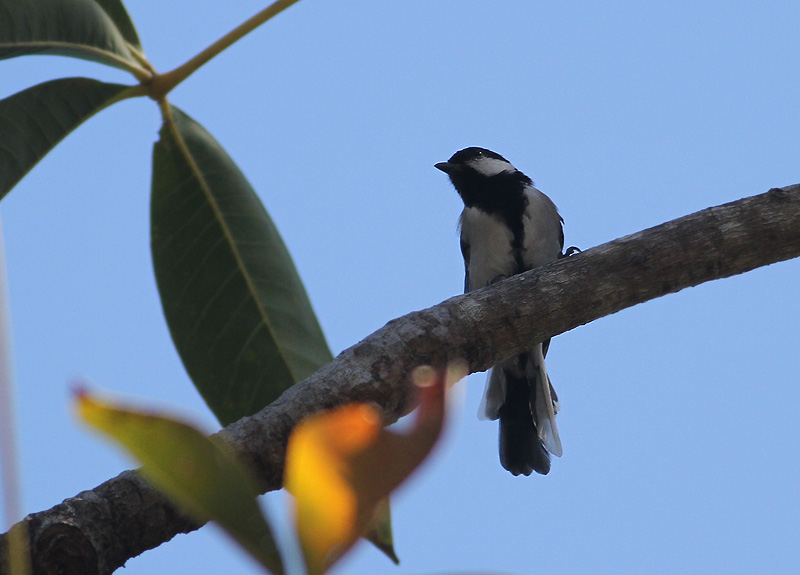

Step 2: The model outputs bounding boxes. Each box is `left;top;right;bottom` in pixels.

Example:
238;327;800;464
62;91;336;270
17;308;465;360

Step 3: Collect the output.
468;157;514;177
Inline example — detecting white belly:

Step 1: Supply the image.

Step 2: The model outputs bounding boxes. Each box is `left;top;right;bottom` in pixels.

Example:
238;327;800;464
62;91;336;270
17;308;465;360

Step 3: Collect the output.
460;208;516;290
460;186;562;291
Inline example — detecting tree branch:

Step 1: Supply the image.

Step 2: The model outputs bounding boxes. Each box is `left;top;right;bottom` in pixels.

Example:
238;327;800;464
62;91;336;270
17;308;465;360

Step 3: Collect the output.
2;184;799;574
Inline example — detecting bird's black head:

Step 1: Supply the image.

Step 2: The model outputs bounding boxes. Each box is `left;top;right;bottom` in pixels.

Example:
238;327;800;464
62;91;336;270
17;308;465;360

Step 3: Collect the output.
435;147;532;209
435;147;514;177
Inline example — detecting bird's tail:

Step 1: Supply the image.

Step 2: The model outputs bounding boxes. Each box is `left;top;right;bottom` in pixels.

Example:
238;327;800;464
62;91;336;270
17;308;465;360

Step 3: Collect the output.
479;343;562;476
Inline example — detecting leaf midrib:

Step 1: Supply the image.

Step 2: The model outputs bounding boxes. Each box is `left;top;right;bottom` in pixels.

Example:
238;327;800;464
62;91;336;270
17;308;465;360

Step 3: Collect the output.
163;106;303;383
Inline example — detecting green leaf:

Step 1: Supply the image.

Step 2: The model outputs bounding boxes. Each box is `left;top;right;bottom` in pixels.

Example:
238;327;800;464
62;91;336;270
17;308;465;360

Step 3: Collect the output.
93;0;142;50
365;500;399;565
76;390;284;575
0;78;130;202
0;0;142;72
151;106;334;427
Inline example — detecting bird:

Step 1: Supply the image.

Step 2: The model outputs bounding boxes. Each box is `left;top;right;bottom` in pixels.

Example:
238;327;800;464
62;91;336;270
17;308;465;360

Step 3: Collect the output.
435;146;565;476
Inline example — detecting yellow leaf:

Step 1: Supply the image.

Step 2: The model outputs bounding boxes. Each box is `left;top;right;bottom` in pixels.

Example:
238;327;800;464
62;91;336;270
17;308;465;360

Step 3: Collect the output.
284;363;465;575
75;388;284;575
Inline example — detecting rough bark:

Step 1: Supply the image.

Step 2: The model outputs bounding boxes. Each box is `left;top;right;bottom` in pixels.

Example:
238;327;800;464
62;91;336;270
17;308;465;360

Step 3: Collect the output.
2;184;799;574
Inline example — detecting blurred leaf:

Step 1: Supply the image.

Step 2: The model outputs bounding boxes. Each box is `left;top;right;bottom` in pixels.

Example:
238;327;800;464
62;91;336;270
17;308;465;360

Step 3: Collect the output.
284;365;461;575
93;0;141;50
364;499;399;565
287;403;379;575
151;105;334;427
0;0;140;71
75;389;284;575
0;78;129;201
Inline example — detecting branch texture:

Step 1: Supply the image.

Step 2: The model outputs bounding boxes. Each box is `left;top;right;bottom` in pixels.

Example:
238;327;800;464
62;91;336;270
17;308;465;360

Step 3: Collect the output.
2;184;799;574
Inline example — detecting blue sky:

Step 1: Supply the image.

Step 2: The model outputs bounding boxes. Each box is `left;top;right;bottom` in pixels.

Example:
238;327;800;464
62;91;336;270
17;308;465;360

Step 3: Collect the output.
2;1;799;574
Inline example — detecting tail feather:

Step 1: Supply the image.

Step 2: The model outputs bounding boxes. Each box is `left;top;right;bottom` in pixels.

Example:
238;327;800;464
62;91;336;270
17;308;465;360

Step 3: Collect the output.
499;375;551;475
478;367;505;421
481;343;561;476
532;345;562;457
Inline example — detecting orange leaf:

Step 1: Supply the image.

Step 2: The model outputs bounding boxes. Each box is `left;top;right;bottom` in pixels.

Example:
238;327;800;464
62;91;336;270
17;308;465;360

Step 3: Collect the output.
284;363;465;575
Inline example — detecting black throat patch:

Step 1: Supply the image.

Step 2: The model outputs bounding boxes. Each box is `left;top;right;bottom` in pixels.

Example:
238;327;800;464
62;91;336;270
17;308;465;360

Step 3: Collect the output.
454;170;532;273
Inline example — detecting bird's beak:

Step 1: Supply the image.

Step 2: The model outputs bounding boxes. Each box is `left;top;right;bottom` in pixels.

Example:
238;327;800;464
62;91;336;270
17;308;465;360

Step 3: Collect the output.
435;161;455;174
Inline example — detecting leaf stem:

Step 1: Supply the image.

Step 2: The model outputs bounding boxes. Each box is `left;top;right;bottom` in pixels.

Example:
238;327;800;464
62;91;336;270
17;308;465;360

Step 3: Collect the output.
148;0;302;100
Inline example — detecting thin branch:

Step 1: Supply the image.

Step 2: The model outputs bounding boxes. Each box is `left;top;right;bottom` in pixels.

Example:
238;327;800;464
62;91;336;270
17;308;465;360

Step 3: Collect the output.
2;184;799;575
147;0;302;100
0;218;31;574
